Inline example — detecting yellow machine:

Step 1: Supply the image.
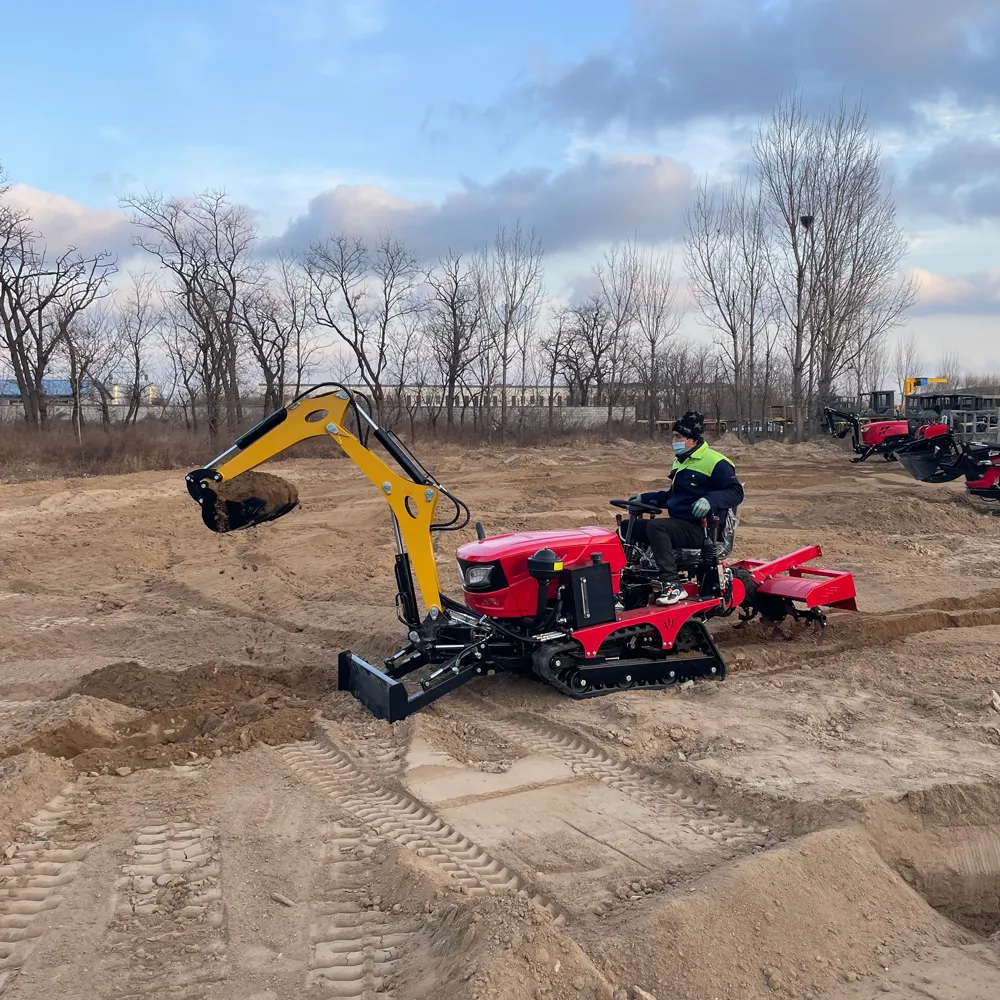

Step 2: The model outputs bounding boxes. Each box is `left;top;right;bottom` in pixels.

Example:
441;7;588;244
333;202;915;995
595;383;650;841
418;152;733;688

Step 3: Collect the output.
903;376;948;398
185;384;468;621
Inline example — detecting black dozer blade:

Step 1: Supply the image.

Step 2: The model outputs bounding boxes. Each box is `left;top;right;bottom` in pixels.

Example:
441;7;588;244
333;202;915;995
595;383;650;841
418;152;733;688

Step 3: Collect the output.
894;435;968;484
185;468;299;533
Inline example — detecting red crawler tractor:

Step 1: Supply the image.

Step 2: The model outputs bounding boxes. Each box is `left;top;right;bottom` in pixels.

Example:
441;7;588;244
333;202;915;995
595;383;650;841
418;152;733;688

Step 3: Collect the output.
185;384;860;722
823;406;948;464
894;434;1000;503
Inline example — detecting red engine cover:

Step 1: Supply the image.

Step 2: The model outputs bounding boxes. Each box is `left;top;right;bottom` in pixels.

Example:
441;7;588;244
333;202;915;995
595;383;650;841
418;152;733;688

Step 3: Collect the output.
861;419;909;446
968;455;1000;491
455;527;627;618
916;422;948;440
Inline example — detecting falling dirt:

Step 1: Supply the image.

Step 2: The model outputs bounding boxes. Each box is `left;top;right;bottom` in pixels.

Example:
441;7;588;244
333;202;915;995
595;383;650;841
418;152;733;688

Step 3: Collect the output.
0;440;999;997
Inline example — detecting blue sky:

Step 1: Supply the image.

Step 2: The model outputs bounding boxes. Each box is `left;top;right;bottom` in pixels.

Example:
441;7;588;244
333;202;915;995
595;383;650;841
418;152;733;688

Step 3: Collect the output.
3;0;999;368
3;0;625;224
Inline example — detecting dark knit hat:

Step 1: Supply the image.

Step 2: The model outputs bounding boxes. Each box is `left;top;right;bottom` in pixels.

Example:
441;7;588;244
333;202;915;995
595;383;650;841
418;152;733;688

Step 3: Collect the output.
672;410;704;439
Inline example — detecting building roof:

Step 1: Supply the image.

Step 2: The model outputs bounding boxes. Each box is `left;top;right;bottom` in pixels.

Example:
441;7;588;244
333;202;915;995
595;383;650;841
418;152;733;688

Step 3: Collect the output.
0;379;90;398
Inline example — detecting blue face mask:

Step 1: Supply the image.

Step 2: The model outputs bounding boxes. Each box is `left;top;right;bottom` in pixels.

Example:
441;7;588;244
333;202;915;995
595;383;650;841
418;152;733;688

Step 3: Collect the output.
672;441;687;456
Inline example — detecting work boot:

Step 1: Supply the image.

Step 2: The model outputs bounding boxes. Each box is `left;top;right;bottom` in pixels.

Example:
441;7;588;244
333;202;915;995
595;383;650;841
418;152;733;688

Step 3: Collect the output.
654;581;687;606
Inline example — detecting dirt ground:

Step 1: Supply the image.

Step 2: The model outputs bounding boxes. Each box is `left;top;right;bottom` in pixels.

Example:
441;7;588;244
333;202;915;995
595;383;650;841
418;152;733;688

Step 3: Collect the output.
0;436;998;1000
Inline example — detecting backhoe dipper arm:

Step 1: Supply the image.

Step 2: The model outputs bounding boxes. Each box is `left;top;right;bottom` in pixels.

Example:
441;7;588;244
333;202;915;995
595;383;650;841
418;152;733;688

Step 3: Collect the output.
184;384;449;617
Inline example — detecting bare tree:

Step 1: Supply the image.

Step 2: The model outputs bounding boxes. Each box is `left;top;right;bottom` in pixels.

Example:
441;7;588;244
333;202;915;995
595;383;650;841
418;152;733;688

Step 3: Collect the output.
111;271;159;426
272;253;317;397
424;248;485;428
633;244;683;434
161;316;202;432
807;102;916;413
483;222;544;444
0;195;117;428
594;239;641;430
540;308;570;429
122;190;260;440
240;255;314;413
559;294;612;406
891;331;921;400
61;307;121;437
754;94;915;438
754;93;821;442
685;176;772;440
304;231;420;418
938;348;962;385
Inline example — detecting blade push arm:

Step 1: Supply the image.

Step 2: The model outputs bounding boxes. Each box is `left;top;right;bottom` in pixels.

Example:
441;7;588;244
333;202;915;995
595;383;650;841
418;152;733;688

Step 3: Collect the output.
186;385;447;615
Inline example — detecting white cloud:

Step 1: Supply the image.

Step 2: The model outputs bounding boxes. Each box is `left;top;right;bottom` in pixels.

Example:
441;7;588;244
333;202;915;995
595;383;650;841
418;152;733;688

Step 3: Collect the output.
272;153;694;258
4;185;133;258
910;266;1000;314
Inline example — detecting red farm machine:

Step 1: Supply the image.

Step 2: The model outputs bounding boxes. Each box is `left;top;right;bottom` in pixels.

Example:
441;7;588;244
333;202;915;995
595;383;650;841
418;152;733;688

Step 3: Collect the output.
894;434;1000;504
823;404;948;464
184;385;859;722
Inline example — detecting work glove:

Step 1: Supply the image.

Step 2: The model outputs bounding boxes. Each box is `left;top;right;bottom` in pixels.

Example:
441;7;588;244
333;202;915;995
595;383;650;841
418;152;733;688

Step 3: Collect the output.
629;493;642;502
691;498;712;518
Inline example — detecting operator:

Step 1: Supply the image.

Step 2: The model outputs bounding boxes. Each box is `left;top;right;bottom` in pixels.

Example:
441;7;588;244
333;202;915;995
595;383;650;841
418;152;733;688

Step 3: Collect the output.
623;411;744;605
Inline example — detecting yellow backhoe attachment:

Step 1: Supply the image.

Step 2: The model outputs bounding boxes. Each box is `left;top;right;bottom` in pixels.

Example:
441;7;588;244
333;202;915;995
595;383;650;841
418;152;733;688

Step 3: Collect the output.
184;384;461;618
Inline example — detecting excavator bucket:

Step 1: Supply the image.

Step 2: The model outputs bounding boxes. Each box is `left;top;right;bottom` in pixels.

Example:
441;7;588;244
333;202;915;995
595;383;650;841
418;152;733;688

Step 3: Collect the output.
894;436;967;484
186;468;299;533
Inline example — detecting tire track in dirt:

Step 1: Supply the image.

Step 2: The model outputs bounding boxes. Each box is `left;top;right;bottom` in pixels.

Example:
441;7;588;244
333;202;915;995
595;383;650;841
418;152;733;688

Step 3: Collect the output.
309;823;418;996
277;729;566;925
478;712;767;850
0;782;96;993
107;820;227;998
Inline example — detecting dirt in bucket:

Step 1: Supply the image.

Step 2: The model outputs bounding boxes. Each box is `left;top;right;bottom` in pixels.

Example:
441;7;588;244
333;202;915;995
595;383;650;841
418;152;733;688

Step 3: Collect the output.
209;470;299;530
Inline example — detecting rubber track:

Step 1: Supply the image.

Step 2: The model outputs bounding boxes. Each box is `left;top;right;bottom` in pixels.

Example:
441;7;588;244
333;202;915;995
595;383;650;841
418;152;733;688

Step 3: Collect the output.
111;821;227;999
277;732;566;924
0;783;95;993
487;716;766;849
309;823;419;997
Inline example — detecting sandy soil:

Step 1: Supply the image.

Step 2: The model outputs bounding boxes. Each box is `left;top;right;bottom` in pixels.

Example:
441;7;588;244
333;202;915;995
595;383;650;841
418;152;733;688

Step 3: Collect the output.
0;437;998;999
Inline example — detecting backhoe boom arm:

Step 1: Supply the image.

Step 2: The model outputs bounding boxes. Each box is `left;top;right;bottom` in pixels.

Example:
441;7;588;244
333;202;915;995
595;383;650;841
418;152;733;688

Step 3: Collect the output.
185;385;452;617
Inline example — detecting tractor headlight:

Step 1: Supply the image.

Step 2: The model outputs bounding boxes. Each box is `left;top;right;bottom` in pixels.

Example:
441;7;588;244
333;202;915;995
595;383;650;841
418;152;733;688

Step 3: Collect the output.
456;557;507;592
464;564;493;588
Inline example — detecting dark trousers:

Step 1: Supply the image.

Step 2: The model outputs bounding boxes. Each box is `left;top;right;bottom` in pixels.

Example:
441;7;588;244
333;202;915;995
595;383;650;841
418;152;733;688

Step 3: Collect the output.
621;516;704;581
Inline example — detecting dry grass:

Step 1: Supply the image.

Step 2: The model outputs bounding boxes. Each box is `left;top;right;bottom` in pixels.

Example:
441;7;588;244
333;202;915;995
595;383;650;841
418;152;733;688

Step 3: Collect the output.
0;418;629;483
0;416;775;484
0;421;211;483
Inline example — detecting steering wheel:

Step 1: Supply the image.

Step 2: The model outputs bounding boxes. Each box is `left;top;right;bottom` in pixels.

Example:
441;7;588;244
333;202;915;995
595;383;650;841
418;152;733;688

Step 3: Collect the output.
610;498;662;516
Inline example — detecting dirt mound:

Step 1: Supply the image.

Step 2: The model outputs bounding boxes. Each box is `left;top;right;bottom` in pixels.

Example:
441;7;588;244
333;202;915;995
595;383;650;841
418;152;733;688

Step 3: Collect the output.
0;750;70;842
800;489;1000;536
0;695;144;760
411;710;527;770
590;827;963;1000
864;783;1000;935
423;895;614;1000
71;659;335;711
51;660;339;772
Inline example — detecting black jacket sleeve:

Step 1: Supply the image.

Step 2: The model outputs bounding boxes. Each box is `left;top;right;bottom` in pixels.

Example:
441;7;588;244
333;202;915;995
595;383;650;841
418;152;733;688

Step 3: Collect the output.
640;469;675;508
639;489;670;507
703;460;744;511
